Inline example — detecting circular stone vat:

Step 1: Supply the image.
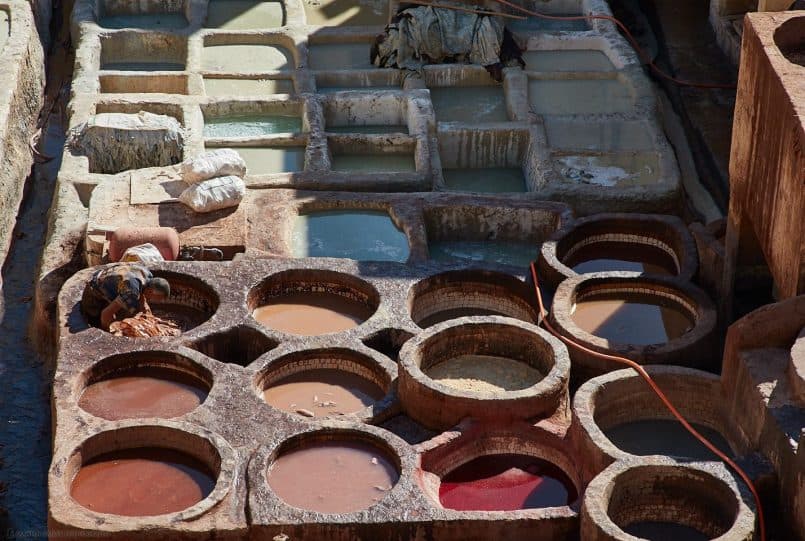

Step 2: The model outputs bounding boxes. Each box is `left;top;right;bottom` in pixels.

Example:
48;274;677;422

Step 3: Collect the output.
581;459;755;540
256;348;393;419
408;270;538;328
92;269;219;336
550;275;716;379
574;367;742;463
774;16;805;67
439;454;576;511
78;351;212;420
538;213;696;289
420;432;580;513
267;430;401;514
398;317;569;430
64;424;232;518
248;269;379;336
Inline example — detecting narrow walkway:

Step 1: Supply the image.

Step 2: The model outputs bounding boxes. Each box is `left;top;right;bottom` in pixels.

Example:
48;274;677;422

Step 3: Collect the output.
0;23;71;536
640;0;738;211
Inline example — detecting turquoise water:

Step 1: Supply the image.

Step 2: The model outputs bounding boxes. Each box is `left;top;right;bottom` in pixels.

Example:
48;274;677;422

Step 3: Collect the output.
292;210;410;262
428;241;536;268
442;168;526;193
204;114;302;137
331;153;416;172
430;86;508;123
528;79;634;115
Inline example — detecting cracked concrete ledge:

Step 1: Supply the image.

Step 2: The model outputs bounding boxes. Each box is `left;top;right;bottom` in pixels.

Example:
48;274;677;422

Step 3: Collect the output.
0;0;47;274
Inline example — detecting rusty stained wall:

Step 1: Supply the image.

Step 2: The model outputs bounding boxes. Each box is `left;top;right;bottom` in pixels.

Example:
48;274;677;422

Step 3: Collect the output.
726;12;805;300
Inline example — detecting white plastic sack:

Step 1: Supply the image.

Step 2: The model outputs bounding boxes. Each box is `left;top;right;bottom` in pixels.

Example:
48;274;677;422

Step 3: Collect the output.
119;243;166;263
179;175;246;213
181;149;247;184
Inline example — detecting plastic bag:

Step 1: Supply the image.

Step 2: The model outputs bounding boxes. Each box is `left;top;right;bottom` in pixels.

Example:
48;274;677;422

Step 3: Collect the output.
181;149;247;184
178;175;246;213
119;243;166;263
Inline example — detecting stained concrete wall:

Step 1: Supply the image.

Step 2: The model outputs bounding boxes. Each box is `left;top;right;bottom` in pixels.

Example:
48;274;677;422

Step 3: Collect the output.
724;12;805;303
0;0;47;275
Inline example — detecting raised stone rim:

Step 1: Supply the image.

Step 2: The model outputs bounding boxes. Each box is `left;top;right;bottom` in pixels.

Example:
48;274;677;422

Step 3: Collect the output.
537;212;698;290
549;273;717;378
51;421;236;525
581;457;756;540
398;316;570;430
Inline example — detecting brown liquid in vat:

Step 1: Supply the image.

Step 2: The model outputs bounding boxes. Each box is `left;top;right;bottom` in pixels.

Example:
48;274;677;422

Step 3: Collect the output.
572;293;693;345
79;368;208;420
253;292;372;335
267;440;399;513
263;369;384;417
70;448;215;516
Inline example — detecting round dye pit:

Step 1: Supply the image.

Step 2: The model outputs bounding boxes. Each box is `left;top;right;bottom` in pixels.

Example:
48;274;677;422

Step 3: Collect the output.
551;276;716;377
79;366;208;421
399;318;569;430
408;270;537;329
774;16;805;67
538;214;696;289
93;271;219;336
248;270;380;336
581;460;754;541
575;367;741;463
438;454;577;512
564;242;678;276
253;292;373;335
426;355;543;393
571;292;694;346
267;439;399;514
70;448;215;516
263;369;384;417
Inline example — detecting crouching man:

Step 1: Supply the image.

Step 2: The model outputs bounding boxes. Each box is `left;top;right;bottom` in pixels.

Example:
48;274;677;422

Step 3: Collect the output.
81;263;171;330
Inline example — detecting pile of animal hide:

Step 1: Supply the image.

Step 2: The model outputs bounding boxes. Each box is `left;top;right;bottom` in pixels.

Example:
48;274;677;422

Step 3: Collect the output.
371;6;523;81
109;312;182;338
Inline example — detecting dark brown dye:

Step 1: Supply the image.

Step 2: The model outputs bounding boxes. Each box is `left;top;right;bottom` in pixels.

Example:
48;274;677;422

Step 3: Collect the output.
418;307;504;328
564;242;678;275
267;440;399;513
605;419;733;460
624;522;710;541
253;292;373;335
263;369;384;417
439;454;577;511
572;292;693;345
79;368;208;420
70;448;215;516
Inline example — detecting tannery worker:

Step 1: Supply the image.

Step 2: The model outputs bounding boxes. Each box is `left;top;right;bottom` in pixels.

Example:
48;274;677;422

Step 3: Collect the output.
81;263;171;330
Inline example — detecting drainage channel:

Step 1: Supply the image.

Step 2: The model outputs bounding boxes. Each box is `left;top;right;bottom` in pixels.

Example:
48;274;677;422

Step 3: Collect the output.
0;12;71;535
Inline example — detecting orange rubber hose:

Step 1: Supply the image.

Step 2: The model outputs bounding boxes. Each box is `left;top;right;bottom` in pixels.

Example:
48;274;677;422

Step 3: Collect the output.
494;0;737;90
529;263;766;541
